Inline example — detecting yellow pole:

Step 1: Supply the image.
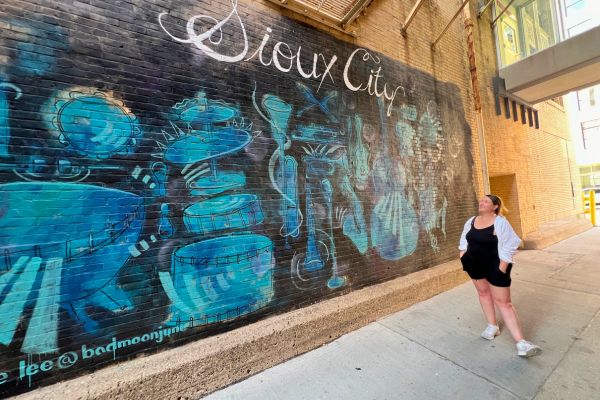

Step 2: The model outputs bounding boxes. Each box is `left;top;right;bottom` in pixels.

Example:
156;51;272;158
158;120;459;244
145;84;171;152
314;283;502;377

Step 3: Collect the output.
591;191;596;226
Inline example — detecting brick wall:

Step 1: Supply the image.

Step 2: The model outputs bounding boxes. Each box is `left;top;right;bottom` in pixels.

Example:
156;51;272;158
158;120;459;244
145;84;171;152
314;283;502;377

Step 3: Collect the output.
0;0;478;395
490;174;522;235
473;3;582;237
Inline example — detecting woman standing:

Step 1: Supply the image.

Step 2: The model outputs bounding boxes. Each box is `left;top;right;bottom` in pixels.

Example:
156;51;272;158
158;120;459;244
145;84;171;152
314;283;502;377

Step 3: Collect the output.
459;194;541;357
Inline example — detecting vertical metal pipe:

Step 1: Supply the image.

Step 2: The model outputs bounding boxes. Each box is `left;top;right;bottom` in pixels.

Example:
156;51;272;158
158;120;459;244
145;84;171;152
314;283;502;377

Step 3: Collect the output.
463;3;490;194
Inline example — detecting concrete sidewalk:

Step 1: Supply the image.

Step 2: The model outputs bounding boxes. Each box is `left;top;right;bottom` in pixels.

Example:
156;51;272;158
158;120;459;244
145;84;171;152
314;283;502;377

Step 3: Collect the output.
204;228;600;400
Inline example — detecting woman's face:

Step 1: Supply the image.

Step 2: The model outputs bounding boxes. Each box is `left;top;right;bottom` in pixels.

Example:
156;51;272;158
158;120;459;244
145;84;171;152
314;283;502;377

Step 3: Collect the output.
479;196;498;214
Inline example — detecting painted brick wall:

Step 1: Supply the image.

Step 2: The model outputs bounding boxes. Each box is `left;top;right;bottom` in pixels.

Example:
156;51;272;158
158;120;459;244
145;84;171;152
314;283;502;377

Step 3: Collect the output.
0;0;477;394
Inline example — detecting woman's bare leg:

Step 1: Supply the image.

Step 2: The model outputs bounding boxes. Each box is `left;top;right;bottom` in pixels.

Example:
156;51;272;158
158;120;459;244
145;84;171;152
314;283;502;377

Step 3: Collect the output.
472;279;496;325
489;284;524;342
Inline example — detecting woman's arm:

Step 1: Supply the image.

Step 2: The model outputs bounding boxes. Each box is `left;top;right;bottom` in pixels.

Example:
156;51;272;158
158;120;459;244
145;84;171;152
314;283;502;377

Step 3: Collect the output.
458;217;474;256
496;216;522;265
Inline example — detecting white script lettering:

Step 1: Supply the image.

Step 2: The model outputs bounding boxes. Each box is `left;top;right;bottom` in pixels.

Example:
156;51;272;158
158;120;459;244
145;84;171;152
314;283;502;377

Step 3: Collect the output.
343;48;405;116
158;0;249;62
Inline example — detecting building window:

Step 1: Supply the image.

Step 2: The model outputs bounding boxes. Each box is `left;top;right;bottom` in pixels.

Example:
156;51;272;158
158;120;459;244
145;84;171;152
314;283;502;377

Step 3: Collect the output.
496;0;560;67
577;87;597;110
565;0;587;16
581;118;600;149
567;18;593;36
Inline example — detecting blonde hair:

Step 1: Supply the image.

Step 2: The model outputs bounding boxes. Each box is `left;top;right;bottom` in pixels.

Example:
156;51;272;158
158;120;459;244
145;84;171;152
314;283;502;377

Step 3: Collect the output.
486;194;508;215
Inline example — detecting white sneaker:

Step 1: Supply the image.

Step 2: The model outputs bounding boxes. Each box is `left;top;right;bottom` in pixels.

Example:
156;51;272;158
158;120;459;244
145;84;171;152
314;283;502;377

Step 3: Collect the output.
481;324;500;340
517;340;542;357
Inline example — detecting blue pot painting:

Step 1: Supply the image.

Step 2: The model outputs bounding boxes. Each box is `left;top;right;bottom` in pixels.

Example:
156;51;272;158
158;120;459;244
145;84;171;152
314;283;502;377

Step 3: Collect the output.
0;182;144;353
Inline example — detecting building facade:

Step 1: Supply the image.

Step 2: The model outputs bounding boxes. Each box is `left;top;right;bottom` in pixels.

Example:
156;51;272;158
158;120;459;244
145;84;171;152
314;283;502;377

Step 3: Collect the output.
0;0;583;395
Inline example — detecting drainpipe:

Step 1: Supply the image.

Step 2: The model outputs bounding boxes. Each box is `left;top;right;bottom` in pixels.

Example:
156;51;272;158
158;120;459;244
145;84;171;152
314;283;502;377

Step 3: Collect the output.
463;4;490;195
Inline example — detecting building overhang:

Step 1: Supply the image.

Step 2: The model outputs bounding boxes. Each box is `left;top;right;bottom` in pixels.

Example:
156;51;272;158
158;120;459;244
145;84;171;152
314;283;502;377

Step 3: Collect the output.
264;0;376;36
499;25;600;104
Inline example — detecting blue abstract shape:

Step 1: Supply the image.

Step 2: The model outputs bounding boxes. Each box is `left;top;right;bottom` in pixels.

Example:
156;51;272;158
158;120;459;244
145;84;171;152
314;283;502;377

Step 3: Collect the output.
371;190;419;260
0;82;22;157
21;257;62;354
0;257;42;346
339;175;368;254
303;184;324;272
8;20;66;77
370;98;419;260
327;275;346;289
183;194;264;235
171;91;238;132
164;127;251;165
0;182;144;336
303;154;337;176
292;124;342;144
349;115;370;189
16;43;56;76
260;94;300;241
418;102;442;146
279;156;300;239
151;162;168;197
162;234;274;325
295;82;338;122
189;171;246;196
400;104;418;121
262;94;291;148
322;178;346;289
395;120;416;157
159;203;175;239
0;256;29;296
44;89;141;159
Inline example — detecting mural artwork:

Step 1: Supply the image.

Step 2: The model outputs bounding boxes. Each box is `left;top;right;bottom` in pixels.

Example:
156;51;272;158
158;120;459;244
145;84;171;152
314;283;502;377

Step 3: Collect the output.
0;0;475;395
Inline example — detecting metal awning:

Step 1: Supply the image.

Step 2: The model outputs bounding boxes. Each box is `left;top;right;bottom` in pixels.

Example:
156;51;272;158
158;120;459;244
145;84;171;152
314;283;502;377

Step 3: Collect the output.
266;0;375;35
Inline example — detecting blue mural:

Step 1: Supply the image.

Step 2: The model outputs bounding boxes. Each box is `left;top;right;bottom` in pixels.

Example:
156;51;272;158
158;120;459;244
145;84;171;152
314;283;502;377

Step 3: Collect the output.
371;98;419;260
257;93;301;245
43;88;142;159
0;82;21;157
295;82;339;123
339;170;369;255
348;114;370;190
0;182;144;351
415;102;448;252
151;162;169;198
164;91;252;197
158;91;273;327
183;194;264;234
302;183;325;272
160;234;274;325
0;1;475;394
158;203;175;239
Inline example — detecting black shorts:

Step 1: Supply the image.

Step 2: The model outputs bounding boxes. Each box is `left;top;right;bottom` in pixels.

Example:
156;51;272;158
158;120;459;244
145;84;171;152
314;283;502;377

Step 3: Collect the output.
460;253;512;287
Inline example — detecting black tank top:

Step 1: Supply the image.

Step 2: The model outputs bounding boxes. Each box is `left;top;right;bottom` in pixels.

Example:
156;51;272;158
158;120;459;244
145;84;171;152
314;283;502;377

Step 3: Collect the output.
465;217;500;266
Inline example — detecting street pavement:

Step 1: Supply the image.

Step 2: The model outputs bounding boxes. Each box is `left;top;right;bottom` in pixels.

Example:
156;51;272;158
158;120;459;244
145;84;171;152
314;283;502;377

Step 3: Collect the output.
203;228;600;400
